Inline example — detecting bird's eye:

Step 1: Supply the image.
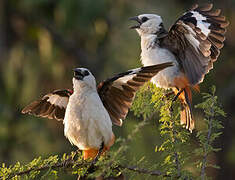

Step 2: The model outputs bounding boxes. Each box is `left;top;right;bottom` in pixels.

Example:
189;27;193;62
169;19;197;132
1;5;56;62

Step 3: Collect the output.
141;17;149;23
84;70;90;76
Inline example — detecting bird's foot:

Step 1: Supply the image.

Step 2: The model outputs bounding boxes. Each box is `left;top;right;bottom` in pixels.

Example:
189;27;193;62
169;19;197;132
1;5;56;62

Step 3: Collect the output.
83;142;104;177
162;91;174;101
62;150;79;168
90;142;104;167
172;89;184;102
169;104;174;113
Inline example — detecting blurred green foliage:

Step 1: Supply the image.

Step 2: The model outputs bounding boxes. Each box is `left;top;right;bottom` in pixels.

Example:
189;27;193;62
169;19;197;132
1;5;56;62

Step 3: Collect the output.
0;0;235;179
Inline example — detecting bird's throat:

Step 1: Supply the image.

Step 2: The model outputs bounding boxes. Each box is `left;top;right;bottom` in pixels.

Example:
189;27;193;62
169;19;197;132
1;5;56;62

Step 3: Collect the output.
141;34;158;51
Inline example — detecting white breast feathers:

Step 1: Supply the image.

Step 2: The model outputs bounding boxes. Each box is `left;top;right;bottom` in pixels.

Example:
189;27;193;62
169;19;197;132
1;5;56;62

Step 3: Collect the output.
64;88;113;150
140;35;182;89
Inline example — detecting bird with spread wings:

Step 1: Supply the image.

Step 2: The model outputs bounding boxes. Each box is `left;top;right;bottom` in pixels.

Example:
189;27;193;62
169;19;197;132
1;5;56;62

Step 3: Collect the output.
22;63;172;159
130;3;229;131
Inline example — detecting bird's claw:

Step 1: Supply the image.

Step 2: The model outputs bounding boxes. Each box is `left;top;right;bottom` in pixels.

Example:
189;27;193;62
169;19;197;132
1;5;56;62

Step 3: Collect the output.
162;91;174;101
83;142;105;177
62;151;79;168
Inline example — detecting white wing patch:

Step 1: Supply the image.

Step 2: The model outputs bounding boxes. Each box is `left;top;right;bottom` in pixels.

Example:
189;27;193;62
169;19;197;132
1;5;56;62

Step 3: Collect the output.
128;67;142;75
191;11;206;21
182;23;200;53
112;74;135;90
46;94;69;108
191;11;211;36
112;67;141;90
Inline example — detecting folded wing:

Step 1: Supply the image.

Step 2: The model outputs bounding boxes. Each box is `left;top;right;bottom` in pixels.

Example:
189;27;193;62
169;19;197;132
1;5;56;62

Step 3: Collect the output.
160;3;229;85
21;89;73;121
97;62;173;126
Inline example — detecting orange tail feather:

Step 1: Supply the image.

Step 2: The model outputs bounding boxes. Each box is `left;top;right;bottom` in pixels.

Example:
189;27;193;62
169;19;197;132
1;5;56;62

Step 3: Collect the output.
173;87;195;132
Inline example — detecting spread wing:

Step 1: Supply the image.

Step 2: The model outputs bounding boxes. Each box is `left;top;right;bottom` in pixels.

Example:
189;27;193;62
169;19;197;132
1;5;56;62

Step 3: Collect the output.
160;3;229;85
21;89;73;121
97;62;173;126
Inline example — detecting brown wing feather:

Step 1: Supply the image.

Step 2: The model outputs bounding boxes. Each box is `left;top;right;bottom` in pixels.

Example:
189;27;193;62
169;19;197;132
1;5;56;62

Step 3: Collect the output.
160;3;229;85
97;62;173;126
22;89;73;121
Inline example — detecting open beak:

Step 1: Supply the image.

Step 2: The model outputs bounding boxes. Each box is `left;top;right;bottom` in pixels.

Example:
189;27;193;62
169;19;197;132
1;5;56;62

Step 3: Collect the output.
129;16;141;29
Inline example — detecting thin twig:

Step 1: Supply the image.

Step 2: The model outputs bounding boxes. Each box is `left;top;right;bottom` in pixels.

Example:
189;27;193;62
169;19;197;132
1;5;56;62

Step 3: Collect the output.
174;151;181;176
118;165;170;177
4;160;85;180
172;122;181;177
201;99;215;180
1;157;170;179
169;100;181;177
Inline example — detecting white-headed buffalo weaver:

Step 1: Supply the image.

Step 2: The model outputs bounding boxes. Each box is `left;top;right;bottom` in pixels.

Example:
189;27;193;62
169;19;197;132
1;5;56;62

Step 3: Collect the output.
22;63;172;159
130;4;229;131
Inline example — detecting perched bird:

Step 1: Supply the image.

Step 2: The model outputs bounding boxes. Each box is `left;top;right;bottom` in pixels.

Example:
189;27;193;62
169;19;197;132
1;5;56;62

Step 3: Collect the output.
129;3;229;131
21;63;172;159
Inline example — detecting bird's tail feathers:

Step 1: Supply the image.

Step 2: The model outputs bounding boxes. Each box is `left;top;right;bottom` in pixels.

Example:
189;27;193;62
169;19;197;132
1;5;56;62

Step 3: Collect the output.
174;87;195;132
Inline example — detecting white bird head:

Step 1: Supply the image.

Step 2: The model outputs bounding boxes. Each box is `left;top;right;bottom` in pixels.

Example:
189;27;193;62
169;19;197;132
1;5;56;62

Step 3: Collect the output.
73;68;96;91
129;14;165;37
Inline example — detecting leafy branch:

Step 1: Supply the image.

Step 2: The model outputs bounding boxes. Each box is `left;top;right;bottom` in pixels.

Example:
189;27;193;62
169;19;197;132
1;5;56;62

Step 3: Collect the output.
195;86;225;179
0;118;169;180
1;85;226;179
132;84;225;179
172;118;181;177
0;149;170;180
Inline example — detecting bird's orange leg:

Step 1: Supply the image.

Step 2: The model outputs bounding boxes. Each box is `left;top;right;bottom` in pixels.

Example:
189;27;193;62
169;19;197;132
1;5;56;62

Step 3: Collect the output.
83;134;115;178
172;88;184;102
83;133;115;160
83;149;99;160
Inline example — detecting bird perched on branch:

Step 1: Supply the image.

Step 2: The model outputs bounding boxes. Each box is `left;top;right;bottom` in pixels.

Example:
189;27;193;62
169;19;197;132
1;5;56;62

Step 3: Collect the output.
129;3;229;131
21;63;172;160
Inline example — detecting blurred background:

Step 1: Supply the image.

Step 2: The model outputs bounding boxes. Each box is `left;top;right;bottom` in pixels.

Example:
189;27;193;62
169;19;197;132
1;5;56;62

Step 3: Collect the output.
0;0;234;179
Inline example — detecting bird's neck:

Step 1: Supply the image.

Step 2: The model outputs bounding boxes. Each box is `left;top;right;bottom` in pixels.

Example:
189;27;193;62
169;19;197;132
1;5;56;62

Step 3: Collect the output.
140;34;158;51
73;79;96;95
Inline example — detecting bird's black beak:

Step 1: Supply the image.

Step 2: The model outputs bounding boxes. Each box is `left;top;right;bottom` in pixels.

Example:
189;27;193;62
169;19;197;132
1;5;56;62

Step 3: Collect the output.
73;69;84;80
129;16;141;29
